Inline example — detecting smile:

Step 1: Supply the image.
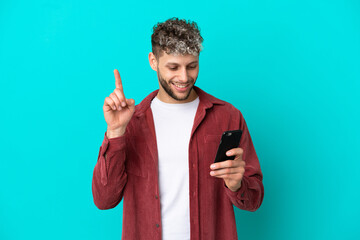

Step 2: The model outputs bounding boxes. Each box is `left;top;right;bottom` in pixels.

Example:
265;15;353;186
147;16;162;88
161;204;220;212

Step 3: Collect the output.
172;82;191;92
173;83;188;89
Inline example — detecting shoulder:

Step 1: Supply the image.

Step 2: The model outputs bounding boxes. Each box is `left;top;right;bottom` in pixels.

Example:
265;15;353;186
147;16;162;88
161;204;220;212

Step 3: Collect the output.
197;88;246;127
198;87;243;115
132;89;159;117
213;98;244;123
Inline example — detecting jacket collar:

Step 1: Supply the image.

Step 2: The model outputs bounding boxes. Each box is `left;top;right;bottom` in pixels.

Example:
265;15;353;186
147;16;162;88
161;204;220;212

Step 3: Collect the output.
134;86;225;118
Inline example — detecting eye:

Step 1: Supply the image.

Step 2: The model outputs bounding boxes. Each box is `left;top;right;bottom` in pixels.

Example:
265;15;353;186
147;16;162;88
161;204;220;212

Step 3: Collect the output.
187;65;197;69
169;67;178;71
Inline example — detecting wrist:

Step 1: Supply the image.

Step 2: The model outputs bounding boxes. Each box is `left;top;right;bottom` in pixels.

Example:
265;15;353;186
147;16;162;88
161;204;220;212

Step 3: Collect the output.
228;181;242;192
106;127;126;139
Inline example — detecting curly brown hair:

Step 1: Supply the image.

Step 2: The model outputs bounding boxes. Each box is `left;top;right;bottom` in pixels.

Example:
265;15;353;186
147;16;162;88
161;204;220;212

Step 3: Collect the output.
151;17;203;59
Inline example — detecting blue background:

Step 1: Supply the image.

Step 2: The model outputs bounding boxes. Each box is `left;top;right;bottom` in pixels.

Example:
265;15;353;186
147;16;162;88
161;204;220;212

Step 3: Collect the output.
1;0;359;239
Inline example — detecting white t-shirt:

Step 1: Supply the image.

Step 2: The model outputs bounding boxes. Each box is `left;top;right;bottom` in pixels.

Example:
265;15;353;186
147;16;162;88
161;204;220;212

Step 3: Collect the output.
150;96;200;240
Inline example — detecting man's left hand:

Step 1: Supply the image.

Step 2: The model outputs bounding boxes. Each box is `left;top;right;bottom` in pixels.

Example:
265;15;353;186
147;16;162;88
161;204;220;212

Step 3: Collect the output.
210;148;246;192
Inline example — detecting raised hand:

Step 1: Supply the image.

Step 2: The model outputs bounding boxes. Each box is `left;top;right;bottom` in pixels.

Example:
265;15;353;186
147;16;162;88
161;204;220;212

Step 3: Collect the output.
103;69;135;138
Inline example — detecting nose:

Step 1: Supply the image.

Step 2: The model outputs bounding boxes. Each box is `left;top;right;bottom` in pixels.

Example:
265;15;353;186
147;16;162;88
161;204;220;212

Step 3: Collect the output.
178;68;188;82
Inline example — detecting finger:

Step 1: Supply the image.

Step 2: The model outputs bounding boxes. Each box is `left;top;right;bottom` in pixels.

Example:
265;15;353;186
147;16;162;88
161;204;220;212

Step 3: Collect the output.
211;171;244;179
210;160;238;170
114;69;123;90
226;148;244;157
109;92;122;110
210;167;238;177
238;160;246;168
126;98;135;106
114;88;127;107
104;97;117;111
126;98;136;112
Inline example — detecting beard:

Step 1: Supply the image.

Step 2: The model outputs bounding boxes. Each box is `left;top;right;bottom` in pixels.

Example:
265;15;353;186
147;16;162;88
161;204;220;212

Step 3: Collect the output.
157;69;196;101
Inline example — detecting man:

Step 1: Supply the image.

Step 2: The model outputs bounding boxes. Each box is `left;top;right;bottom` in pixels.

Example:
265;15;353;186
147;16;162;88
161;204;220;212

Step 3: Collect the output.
92;18;264;240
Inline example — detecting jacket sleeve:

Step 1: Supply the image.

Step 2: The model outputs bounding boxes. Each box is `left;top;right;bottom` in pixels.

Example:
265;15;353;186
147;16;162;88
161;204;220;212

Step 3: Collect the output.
92;131;128;210
224;112;264;212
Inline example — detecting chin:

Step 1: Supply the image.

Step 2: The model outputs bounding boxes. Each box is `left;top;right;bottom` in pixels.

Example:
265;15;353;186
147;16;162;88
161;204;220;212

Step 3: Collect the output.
172;86;194;101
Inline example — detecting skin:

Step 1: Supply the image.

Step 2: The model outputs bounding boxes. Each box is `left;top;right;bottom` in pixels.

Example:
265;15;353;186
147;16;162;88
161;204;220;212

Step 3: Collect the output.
210;148;246;192
148;51;199;104
103;50;245;192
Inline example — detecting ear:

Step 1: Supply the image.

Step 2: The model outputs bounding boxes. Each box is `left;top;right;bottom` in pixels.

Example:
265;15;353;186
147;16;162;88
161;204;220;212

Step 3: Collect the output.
148;52;158;71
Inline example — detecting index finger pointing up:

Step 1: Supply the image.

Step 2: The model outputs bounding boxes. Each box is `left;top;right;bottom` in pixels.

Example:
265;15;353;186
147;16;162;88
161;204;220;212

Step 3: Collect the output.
114;69;123;90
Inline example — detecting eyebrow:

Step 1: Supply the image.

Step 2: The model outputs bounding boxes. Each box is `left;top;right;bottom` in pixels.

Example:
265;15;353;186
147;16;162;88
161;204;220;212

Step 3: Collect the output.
165;61;198;66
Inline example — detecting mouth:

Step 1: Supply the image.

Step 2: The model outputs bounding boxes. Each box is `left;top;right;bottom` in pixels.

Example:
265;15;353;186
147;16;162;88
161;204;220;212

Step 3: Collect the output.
172;82;191;92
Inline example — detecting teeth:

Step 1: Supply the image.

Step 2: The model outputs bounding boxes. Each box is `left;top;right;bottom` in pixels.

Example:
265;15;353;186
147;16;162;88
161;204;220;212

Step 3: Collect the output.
174;84;187;88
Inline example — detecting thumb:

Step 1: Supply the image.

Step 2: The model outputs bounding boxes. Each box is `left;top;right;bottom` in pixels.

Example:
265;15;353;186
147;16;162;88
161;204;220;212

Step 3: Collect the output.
126;98;135;105
126;98;135;110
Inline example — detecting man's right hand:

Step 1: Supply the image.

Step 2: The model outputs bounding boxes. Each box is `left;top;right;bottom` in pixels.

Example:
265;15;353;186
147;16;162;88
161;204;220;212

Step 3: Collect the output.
103;69;135;138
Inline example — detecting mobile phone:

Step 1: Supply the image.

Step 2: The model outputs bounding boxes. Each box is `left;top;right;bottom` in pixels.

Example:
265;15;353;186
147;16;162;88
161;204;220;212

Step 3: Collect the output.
214;130;243;163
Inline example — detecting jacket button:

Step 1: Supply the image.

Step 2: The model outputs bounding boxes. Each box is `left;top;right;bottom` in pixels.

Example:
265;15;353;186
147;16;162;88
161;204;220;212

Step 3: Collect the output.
155;195;158;199
241;193;244;197
156;224;160;228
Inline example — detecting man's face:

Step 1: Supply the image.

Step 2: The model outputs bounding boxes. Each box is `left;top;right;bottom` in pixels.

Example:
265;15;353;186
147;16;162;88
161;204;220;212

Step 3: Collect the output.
151;52;199;103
